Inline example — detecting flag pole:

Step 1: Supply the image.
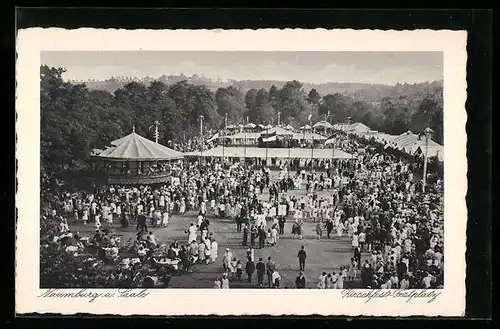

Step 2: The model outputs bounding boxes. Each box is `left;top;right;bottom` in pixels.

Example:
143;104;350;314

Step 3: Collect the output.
199;115;204;165
265;121;269;166
223;114;227;166
244;116;248;165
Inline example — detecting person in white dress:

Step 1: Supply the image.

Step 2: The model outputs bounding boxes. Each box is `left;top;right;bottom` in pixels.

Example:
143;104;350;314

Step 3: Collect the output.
187;223;197;243
162;211;169;228
94;212;101;230
210;239;219;263
203;239;211;264
336;269;345;289
221;273;230;289
336;221;345;239
352;232;359;250
317;272;327;289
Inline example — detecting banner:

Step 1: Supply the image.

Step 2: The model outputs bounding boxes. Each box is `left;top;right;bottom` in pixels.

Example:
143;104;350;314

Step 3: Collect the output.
261;131;277;143
206;132;219;143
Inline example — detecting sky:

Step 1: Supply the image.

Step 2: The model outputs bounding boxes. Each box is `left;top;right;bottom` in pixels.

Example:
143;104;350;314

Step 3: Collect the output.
41;51;443;86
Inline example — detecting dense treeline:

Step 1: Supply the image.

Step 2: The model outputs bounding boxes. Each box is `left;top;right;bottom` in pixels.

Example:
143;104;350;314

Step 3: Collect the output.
41;65;443;180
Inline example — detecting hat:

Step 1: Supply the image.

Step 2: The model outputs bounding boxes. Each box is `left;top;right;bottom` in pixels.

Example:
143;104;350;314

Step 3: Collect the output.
226;248;230;251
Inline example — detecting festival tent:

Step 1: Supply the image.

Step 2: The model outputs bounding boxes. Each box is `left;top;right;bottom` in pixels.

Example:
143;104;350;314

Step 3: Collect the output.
295;131;327;141
348;122;371;135
226;124;240;131
93;132;184;160
406;139;444;161
390;131;421;152
313;121;333;129
266;126;295;136
225;132;261;145
285;124;295;130
300;124;312;130
371;133;396;144
324;137;338;145
332;123;351;132
244;122;257;129
185;146;354;160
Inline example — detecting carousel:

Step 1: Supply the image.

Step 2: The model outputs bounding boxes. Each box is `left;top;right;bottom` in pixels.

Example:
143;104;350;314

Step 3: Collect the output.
91;128;184;185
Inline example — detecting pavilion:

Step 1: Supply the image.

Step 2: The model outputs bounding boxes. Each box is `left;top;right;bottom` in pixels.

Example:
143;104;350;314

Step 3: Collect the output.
91;129;184;184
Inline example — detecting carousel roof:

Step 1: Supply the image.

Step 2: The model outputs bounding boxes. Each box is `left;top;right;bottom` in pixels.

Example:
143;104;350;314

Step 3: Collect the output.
93;132;184;160
266;126;294;136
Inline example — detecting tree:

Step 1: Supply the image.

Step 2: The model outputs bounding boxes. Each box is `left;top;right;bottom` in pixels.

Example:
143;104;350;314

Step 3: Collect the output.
409;97;438;132
244;88;259;123
429;109;444;145
307;88;321;105
254;88;274;124
168;80;221;131
215;86;246;125
319;93;351;123
278;80;308;122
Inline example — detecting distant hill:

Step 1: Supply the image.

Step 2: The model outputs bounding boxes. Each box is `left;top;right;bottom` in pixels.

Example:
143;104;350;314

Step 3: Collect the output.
70;76;442;102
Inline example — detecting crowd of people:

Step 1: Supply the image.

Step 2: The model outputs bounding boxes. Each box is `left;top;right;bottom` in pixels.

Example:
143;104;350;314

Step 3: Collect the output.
40;130;444;289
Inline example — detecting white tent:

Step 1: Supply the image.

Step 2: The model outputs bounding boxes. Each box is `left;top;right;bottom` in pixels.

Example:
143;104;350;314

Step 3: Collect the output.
244;122;256;129
313;121;333;129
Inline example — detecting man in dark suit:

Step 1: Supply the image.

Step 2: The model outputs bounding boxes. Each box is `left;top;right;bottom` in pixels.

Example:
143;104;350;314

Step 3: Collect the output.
242;223;249;246
326;219;334;239
295;271;306;288
136;213;147;231
266;257;276;288
278;216;286;235
297;246;307;271
256;258;266;287
258;226;266;249
245;257;255;283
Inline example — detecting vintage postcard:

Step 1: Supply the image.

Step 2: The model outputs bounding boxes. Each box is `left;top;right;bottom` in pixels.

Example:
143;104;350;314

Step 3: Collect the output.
16;28;467;316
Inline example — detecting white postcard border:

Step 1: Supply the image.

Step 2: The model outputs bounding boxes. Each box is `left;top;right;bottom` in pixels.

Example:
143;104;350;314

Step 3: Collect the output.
16;28;467;316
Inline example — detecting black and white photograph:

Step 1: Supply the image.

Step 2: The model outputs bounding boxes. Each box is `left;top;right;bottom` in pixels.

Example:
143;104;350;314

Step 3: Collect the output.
39;50;445;289
16;28;468;316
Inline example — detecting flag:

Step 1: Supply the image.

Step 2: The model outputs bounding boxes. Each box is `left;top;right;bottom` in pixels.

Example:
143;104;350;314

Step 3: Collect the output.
261;131;277;143
206;132;219;143
308;114;312;120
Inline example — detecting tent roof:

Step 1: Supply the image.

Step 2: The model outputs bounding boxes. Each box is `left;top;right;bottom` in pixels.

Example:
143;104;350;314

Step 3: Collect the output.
227;132;262;139
349;122;371;132
300;124;312;130
313;121;333;128
391;131;420;149
185;146;353;160
93;132;184;160
267;126;294;135
294;132;327;140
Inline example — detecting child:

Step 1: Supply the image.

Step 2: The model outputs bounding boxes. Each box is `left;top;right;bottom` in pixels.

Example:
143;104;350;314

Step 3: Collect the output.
230;257;238;279
236;260;243;281
73;209;79;224
94;212;101;231
82;208;88;226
